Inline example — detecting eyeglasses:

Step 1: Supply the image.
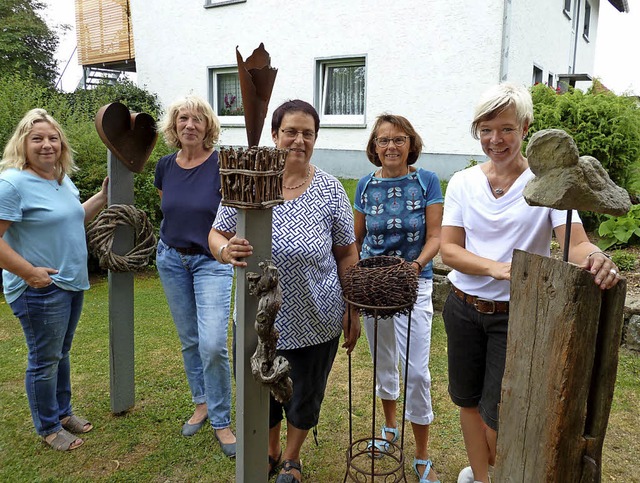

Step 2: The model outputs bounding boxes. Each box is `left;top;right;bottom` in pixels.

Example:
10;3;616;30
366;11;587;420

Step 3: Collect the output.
374;135;410;148
280;128;316;141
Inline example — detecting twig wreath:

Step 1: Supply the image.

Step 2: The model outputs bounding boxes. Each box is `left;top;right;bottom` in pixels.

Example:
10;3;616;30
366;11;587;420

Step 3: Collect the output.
86;204;156;272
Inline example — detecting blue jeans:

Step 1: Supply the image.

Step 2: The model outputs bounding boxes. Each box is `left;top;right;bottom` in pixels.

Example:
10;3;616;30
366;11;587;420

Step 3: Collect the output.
156;239;234;429
10;284;84;437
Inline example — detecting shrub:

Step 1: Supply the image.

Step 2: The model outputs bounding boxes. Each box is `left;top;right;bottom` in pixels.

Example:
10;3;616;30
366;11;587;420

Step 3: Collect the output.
597;204;640;250
529;82;640;191
529;83;640;230
611;250;638;272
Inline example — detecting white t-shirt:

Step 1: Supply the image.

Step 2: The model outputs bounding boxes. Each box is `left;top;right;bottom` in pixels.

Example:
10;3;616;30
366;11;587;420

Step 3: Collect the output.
442;165;577;301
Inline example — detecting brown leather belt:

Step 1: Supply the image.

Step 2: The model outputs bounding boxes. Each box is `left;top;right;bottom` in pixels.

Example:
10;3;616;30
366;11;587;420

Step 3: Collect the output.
173;246;209;256
451;285;509;315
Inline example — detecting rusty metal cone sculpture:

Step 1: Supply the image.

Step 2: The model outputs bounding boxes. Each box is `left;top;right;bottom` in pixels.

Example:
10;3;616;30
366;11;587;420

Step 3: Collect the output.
236;43;278;147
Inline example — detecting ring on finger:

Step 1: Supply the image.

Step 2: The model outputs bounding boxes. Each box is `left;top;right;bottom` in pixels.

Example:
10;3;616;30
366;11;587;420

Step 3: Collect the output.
609;268;617;276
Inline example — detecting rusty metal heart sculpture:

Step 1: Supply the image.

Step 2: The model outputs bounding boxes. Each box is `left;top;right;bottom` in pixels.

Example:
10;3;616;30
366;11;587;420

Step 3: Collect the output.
95;102;157;173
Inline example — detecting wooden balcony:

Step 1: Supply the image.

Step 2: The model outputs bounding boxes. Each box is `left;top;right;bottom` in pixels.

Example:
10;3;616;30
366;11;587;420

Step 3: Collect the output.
75;0;136;72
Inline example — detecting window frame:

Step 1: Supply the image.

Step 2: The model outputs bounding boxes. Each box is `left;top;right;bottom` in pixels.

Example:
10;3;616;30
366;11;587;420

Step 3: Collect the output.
563;0;572;18
204;0;245;8
314;55;367;128
208;65;245;127
532;64;543;85
583;1;592;41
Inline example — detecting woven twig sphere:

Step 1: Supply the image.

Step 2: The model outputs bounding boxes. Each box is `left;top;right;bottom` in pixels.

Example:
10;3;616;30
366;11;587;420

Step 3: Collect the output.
343;256;418;317
86;204;156;272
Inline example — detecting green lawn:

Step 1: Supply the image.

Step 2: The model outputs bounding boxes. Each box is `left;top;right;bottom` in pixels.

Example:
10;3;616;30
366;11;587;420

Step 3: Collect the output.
0;274;638;482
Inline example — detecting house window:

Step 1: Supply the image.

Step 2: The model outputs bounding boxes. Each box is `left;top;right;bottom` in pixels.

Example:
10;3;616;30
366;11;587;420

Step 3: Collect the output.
204;0;246;8
532;65;543;85
548;73;555;87
316;56;366;126
563;0;572;17
209;67;244;125
583;1;591;40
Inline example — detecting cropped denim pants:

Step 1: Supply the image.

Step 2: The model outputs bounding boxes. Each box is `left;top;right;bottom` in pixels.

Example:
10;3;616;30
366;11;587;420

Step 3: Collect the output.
156;239;234;429
10;284;84;437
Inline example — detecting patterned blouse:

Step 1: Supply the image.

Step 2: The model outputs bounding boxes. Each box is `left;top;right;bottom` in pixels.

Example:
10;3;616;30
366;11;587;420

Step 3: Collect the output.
354;168;443;279
213;167;355;349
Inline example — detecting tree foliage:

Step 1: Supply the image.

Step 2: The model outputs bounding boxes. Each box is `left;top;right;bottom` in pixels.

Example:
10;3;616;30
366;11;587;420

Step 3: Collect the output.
0;0;60;86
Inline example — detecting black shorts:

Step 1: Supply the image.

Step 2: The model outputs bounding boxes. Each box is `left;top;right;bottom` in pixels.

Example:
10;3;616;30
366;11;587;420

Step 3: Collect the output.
442;290;509;431
269;335;340;430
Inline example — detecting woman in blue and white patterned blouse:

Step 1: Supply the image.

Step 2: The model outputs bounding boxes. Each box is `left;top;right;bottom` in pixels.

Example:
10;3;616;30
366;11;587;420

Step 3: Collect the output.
209;100;360;483
354;114;443;483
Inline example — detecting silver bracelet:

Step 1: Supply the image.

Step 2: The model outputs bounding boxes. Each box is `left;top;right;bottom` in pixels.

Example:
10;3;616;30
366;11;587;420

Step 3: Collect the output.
218;244;228;263
587;250;611;259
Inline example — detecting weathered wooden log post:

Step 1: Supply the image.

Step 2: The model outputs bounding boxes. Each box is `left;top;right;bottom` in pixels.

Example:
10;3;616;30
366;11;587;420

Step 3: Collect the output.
93;104;157;413
495;129;631;482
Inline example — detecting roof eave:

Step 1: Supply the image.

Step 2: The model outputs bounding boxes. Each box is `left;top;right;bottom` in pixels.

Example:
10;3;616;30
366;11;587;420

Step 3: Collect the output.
608;0;630;13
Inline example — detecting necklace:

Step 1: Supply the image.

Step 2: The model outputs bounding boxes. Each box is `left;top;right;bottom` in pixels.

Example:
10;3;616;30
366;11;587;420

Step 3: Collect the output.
487;177;516;196
283;165;311;190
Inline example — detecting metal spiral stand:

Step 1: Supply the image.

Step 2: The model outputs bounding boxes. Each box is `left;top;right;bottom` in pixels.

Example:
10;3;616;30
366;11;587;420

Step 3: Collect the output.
344;298;414;483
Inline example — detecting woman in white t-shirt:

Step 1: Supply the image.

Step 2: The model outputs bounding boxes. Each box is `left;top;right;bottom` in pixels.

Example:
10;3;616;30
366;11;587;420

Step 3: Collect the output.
440;83;621;483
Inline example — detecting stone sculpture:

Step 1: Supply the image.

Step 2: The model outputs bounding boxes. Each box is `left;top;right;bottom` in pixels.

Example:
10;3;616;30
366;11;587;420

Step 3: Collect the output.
523;128;631;215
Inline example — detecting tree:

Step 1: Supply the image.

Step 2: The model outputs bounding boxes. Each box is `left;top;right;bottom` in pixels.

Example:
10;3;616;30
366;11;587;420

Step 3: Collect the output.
0;0;60;86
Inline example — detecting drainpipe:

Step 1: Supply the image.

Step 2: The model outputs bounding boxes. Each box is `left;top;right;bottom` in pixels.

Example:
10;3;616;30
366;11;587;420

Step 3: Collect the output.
499;0;513;82
571;0;583;73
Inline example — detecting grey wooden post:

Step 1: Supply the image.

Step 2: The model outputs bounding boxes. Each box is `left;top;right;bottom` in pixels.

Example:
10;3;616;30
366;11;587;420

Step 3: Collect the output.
107;150;136;414
236;209;273;482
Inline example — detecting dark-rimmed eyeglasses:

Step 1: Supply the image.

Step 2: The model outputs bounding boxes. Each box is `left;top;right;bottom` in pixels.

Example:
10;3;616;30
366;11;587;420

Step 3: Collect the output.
374;136;410;148
280;128;316;140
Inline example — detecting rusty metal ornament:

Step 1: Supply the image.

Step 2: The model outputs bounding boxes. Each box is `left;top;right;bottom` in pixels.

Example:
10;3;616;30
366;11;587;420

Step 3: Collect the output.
95;102;158;173
236;43;278;147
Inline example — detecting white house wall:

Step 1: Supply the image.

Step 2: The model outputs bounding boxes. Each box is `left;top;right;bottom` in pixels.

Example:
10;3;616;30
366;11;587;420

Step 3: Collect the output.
506;0;600;89
129;0;601;179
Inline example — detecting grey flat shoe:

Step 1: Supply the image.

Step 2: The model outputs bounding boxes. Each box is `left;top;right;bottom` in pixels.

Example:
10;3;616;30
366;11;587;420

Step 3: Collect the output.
214;429;237;458
181;416;208;437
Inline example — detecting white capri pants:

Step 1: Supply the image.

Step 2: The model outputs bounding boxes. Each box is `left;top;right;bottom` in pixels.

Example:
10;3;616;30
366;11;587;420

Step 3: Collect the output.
363;278;434;426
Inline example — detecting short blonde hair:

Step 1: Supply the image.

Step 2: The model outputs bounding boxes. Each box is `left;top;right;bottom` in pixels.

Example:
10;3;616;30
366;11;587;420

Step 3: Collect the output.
365;114;424;166
0;108;75;182
159;95;220;149
471;83;534;139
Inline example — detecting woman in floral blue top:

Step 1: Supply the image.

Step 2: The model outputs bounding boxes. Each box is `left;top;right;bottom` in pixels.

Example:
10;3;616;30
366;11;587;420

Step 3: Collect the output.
354;114;443;483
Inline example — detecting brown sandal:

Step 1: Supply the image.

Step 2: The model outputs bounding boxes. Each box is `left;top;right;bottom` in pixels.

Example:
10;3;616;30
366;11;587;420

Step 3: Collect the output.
61;415;93;434
43;429;84;451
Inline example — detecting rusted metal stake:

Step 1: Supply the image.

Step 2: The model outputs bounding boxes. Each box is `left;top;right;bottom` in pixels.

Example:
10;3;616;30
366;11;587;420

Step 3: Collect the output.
563;211;572;262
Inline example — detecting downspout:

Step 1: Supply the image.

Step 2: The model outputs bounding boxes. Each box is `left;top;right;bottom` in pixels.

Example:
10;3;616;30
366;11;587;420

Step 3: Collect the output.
571;0;583;73
499;0;513;82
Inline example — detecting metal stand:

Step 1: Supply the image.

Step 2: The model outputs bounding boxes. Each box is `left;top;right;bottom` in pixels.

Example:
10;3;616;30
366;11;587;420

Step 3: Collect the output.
344;299;414;483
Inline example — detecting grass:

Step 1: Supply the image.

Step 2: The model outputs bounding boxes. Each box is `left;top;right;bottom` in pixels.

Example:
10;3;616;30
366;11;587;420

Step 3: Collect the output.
1;273;639;482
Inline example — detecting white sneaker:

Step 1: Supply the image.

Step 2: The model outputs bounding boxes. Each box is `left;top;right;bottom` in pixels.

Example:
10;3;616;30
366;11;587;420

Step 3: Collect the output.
457;465;493;483
457;467;474;483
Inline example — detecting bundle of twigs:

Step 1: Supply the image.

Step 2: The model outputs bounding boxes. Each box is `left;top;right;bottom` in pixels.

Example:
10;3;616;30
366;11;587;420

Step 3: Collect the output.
343;256;418;317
